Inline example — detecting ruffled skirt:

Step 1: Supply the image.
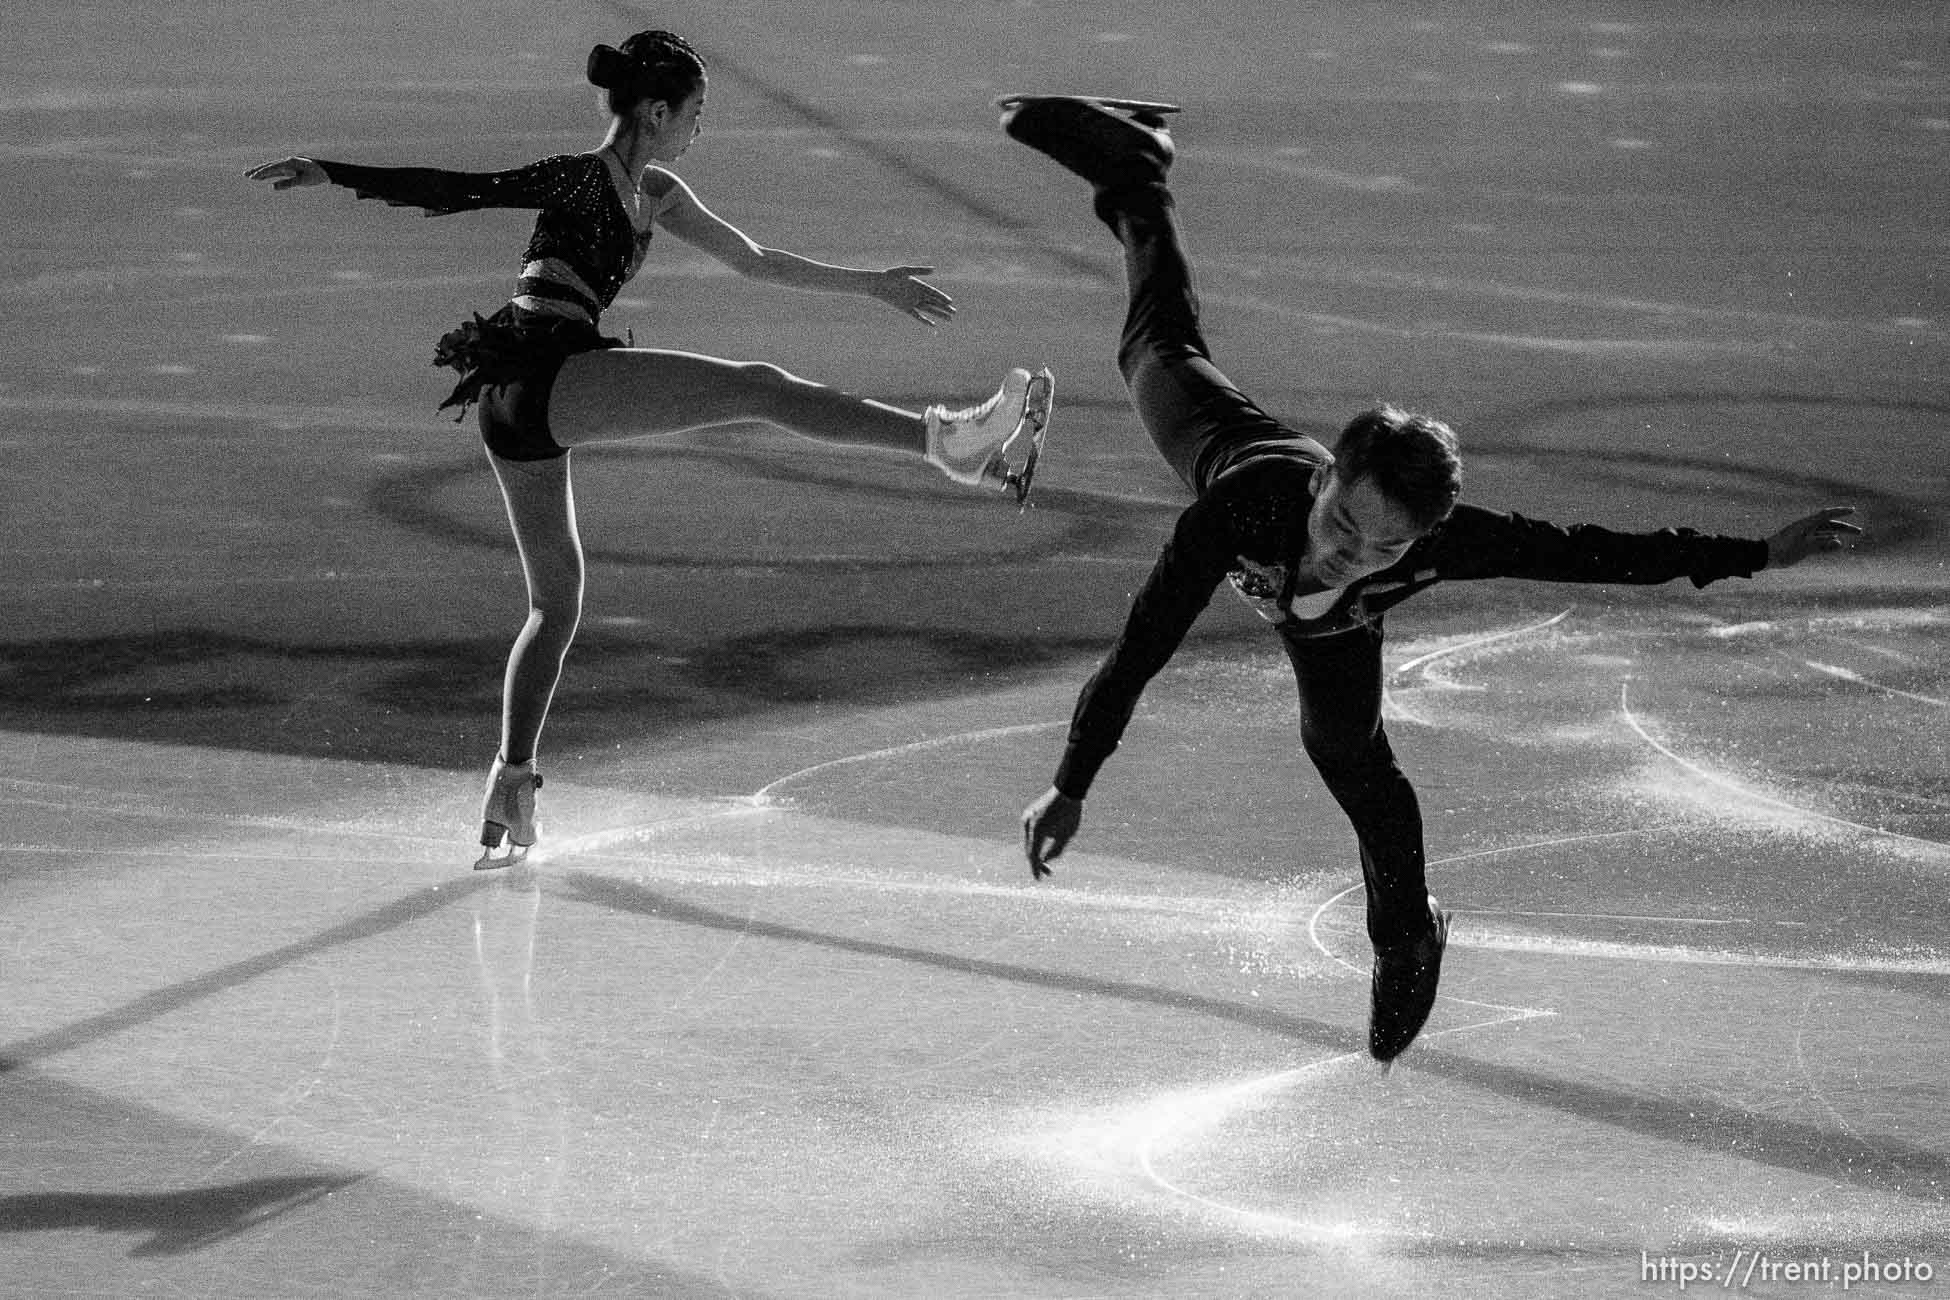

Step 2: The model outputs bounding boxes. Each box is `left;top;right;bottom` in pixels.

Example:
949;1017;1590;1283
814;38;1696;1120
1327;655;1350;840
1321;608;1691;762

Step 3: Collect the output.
432;304;625;419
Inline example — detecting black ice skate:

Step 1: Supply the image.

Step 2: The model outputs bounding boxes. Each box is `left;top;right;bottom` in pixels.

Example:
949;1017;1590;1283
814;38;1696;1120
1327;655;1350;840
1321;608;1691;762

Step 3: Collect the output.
1369;897;1452;1066
996;94;1180;192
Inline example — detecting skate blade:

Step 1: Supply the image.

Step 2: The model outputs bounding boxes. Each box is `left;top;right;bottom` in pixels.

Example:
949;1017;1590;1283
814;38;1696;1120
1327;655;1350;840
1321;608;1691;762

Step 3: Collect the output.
474;820;534;871
995;94;1182;128
474;841;531;871
1000;368;1054;511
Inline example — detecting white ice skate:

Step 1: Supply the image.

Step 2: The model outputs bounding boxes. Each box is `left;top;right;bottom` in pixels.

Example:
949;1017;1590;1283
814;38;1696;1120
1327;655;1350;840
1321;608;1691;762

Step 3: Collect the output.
925;366;1055;510
476;756;542;870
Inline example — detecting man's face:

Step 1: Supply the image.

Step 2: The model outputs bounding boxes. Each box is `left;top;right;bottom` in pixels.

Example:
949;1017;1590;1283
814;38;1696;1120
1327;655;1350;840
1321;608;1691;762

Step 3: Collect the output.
1306;465;1427;588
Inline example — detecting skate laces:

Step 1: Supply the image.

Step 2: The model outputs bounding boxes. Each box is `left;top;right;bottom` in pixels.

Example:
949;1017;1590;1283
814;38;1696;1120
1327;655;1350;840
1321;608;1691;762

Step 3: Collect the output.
931;370;1025;452
932;389;999;428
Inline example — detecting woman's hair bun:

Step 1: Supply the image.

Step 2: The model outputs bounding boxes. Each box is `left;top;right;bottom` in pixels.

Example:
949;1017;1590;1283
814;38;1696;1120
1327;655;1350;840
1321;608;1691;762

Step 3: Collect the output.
586;44;630;89
587;31;704;111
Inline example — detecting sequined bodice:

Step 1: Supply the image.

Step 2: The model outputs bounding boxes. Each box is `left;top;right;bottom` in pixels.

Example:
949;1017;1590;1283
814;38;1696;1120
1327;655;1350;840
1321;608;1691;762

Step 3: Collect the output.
314;154;652;313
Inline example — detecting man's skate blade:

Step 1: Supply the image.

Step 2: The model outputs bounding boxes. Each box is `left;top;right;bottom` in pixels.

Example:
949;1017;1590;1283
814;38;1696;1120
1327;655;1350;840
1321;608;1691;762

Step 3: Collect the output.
996;94;1182;116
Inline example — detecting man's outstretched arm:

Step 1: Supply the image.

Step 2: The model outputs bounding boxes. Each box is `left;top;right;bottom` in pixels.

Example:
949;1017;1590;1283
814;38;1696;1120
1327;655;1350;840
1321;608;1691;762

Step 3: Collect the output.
1415;504;1859;588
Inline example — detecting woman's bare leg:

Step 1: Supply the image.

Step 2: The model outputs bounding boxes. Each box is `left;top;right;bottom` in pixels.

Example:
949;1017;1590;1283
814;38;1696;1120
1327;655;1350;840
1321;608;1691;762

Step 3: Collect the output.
549;347;926;452
487;450;585;765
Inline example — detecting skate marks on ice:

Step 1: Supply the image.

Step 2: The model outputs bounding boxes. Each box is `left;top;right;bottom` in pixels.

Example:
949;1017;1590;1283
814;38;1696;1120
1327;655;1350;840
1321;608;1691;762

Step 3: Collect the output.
1619;679;1947;857
524;641;1945;1263
1008;604;1946;1253
1029;840;1941;1255
5;594;1944;1278
1385;602;1947;842
1380;607;1573;728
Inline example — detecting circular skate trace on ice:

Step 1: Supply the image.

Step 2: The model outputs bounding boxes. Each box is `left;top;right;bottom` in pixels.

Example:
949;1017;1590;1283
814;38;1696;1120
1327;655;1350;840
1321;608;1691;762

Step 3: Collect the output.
479;601;1948;1256
1015;614;1945;1241
22;608;1918;1257
1618;677;1947;853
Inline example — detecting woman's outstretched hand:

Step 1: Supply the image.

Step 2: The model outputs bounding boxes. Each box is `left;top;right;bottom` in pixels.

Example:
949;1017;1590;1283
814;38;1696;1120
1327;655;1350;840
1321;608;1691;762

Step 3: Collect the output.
869;265;956;327
244;157;327;190
1766;506;1861;568
1022;786;1083;881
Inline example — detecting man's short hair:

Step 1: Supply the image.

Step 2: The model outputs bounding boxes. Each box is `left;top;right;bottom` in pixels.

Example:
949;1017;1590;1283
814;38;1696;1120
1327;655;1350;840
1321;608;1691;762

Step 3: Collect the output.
1335;405;1463;531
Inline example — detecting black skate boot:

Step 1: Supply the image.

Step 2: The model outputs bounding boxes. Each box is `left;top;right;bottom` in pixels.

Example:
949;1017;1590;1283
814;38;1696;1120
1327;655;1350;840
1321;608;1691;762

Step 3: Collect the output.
997;95;1179;192
1369;897;1452;1066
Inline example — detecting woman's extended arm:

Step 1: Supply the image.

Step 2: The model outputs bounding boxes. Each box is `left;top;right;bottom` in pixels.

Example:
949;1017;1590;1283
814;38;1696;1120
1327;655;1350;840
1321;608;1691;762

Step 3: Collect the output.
648;168;955;326
244;157;328;190
246;154;585;217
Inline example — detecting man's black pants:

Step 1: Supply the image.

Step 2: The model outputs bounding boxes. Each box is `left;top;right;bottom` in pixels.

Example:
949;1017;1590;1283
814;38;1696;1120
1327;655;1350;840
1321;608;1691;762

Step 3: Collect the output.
1107;187;1432;950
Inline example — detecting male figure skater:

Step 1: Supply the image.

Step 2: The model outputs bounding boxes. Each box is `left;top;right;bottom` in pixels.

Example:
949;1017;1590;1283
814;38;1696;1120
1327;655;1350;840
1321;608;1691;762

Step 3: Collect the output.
1002;96;1859;1064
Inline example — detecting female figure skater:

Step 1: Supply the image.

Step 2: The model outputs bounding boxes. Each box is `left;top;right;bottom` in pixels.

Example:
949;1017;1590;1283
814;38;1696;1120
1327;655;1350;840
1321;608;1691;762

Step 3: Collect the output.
246;31;1053;869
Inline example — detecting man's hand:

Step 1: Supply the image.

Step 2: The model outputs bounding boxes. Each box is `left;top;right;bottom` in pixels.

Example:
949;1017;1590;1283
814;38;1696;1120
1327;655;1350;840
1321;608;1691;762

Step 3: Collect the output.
1021;787;1082;880
1766;506;1861;568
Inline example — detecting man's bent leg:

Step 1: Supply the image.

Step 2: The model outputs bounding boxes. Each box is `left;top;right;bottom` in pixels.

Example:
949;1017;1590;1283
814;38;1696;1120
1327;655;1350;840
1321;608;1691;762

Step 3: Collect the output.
1283;622;1433;949
1101;187;1304;495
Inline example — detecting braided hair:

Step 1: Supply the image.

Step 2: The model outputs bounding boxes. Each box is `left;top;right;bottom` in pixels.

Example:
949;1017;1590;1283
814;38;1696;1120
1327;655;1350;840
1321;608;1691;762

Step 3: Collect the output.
587;30;706;116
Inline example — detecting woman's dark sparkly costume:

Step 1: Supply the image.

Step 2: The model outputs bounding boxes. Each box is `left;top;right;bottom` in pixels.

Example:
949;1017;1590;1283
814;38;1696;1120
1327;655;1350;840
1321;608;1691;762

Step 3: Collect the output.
316;154;655;459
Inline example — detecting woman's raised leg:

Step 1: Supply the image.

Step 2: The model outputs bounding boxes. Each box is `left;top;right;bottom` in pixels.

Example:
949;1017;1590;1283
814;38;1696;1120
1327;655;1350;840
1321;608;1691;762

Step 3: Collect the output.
549;347;923;451
547;347;1051;496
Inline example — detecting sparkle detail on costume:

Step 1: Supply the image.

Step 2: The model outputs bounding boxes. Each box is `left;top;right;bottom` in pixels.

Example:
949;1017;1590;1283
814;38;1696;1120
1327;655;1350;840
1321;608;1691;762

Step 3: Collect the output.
314;154;652;418
315;155;652;309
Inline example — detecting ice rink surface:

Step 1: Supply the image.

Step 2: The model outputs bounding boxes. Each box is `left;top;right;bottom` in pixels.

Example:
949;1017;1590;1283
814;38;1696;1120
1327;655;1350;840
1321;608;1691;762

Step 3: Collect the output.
4;0;1946;1295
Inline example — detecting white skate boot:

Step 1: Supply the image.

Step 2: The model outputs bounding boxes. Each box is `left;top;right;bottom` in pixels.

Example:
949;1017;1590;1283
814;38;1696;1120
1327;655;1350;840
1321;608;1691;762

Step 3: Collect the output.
925;366;1055;509
476;756;542;870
